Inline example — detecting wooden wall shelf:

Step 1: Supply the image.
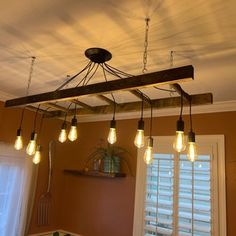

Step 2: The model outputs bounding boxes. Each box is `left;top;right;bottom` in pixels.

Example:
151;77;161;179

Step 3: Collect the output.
64;169;126;178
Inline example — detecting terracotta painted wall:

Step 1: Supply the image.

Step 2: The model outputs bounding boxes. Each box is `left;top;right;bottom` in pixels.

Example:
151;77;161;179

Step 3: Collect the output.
1;101;236;235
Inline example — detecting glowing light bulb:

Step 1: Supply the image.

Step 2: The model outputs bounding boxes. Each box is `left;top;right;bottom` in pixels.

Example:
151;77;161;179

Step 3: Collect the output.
14;129;23;150
187;131;197;162
173;131;186;152
107;119;117;144
134;119;145;148
68;117;78;141
187;142;197;162
144;137;154;164
173;119;186;152
33;145;41;164
58;122;67;143
26;132;37;156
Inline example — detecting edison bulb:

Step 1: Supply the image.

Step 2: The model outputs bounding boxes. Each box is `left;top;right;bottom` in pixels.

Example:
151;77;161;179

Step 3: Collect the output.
26;140;36;155
107;128;117;144
173;131;186;152
68;117;78;142
33;146;41;164
144;137;154;165
134;129;145;148
68;126;77;141
187;142;197;162
59;129;67;143
26;132;37;156
14;135;23;150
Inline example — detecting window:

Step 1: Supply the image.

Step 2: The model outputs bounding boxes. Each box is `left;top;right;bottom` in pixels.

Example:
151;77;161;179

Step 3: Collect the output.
0;143;35;236
133;136;226;236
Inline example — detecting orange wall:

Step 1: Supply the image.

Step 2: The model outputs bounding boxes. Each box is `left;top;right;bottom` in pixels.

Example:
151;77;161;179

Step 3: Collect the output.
1;102;236;235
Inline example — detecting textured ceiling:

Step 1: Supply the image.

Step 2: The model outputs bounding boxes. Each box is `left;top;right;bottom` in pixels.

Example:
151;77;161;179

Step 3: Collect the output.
0;0;235;111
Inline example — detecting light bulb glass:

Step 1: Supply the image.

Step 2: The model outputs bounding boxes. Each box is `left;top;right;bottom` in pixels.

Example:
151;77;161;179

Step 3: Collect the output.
26;140;37;156
134;129;145;148
107;128;117;144
144;145;153;164
173;131;186;152
14;135;23;150
59;129;67;143
33;149;41;164
68;126;78;141
187;142;197;162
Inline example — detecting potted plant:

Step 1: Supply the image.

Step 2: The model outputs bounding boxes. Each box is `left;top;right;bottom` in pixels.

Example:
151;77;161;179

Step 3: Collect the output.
85;140;131;174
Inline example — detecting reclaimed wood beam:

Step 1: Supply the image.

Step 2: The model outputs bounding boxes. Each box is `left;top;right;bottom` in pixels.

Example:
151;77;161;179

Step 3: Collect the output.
26;105;53;116
46;93;212;118
129;90;151;103
96;95;116;105
46;103;68;112
5;65;194;108
71;99;95;112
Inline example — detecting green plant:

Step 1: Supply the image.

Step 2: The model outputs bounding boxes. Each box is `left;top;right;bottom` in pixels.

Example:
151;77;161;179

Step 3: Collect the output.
85;140;132;175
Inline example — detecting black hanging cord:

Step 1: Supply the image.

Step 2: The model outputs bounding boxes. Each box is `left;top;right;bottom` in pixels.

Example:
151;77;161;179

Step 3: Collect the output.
149;101;153;138
74;103;77;118
18;107;25;129
141;94;144;119
56;61;92;90
189;97;193;132
179;91;184;120
33;105;41;131
81;63;100;86
102;64;116;120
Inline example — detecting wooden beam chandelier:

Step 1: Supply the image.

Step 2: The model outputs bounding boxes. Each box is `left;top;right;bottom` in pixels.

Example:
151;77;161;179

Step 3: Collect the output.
6;18;213;166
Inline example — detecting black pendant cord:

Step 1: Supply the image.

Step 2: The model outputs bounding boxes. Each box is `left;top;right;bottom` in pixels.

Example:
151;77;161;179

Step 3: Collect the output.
81;63;100;87
102;65;116;120
74;103;77;118
179;91;184;120
141;94;144;120
18;107;25;129
149;101;153;138
33;105;41;132
37;114;45;144
189;98;193;132
56;61;92;91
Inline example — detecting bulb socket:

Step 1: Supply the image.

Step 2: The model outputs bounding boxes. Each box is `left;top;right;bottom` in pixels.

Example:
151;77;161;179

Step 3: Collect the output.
188;131;195;142
148;137;153;147
177;119;184;132
16;128;22;136
30;131;37;141
61;121;67;129
138;119;144;130
71;117;77;126
110;119;116;128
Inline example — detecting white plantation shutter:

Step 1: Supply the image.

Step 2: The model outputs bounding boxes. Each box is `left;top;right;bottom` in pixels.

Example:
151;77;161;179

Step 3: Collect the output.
133;136;226;236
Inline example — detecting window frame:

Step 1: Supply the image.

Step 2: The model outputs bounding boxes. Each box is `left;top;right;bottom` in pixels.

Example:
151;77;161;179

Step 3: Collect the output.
133;135;227;236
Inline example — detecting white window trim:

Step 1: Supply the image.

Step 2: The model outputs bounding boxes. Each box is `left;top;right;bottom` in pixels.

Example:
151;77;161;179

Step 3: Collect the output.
133;135;227;236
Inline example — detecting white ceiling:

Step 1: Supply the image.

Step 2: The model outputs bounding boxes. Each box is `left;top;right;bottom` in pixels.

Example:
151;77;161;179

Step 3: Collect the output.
0;0;236;111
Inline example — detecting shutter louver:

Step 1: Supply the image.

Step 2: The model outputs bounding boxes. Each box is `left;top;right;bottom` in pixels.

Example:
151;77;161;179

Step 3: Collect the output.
143;153;212;236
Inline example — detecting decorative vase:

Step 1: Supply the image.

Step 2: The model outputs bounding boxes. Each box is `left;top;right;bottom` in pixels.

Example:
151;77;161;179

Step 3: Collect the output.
103;156;120;173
